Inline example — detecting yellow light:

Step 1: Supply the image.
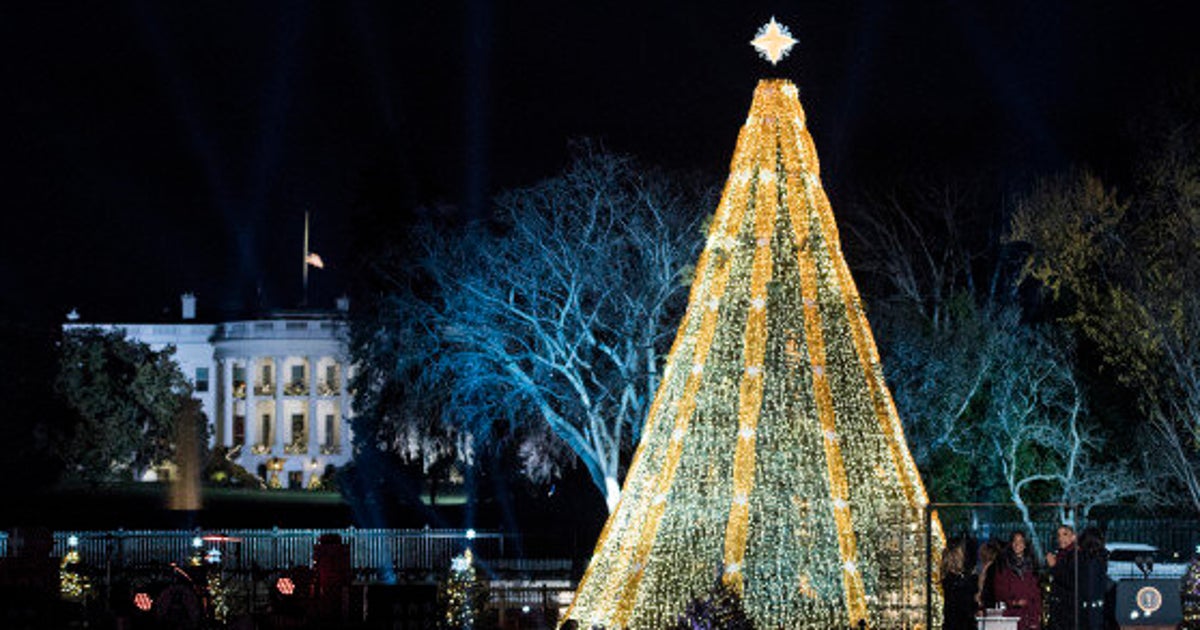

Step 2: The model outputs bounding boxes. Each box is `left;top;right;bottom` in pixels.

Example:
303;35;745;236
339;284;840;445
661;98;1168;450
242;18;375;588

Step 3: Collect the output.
276;576;296;596
751;17;798;66
564;79;943;629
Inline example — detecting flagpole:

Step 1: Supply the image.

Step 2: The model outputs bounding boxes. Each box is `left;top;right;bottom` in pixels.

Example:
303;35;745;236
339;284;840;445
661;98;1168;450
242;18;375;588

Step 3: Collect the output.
302;210;310;307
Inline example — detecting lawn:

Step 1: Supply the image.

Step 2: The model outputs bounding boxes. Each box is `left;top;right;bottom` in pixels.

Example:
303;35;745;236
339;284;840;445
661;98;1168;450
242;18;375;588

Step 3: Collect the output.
5;482;356;530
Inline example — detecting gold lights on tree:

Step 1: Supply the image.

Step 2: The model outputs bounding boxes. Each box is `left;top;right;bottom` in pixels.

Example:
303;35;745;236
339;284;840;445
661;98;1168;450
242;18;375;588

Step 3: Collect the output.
562;25;943;629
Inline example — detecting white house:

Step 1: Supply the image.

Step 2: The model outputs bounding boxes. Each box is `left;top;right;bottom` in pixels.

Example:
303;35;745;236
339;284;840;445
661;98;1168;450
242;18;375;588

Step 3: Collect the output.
64;293;354;489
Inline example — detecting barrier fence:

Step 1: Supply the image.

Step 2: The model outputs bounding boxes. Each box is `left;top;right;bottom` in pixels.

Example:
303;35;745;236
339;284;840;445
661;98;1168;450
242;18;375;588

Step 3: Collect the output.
935;516;1200;559
0;527;578;627
0;528;523;577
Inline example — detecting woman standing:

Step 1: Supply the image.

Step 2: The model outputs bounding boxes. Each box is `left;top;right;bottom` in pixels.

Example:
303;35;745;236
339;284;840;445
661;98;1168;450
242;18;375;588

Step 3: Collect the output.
993;531;1042;630
977;539;1002;611
942;537;979;630
1077;527;1110;630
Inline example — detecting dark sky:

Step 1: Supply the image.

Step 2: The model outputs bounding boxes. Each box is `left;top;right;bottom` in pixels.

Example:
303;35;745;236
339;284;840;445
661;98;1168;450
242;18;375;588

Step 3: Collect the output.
2;1;1196;324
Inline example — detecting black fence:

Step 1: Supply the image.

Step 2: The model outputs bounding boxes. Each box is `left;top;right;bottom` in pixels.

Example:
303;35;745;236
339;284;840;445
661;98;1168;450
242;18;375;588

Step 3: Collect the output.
2;527;577;628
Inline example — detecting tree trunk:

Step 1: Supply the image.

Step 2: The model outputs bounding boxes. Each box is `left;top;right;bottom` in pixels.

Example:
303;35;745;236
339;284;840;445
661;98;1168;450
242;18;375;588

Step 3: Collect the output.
604;476;621;513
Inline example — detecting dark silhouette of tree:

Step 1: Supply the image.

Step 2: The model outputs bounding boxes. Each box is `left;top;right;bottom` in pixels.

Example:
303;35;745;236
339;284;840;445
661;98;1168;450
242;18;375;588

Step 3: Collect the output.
0;314;67;492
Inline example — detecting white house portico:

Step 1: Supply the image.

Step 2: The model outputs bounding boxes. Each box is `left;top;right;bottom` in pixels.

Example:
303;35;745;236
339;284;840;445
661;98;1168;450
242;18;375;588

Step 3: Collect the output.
64;294;354;489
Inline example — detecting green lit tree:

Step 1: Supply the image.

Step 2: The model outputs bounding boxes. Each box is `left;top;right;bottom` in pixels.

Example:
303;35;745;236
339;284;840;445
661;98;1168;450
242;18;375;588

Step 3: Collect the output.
55;327;206;482
1010;154;1200;513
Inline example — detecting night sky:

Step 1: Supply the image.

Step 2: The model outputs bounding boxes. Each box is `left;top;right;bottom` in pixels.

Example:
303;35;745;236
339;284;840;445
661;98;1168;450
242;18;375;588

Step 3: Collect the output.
2;1;1196;325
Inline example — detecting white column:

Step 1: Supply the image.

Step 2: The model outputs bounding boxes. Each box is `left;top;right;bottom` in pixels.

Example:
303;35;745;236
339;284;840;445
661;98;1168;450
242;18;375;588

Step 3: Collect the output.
339;362;352;452
274;356;286;453
337;361;350;452
245;355;258;449
221;358;234;447
308;356;320;456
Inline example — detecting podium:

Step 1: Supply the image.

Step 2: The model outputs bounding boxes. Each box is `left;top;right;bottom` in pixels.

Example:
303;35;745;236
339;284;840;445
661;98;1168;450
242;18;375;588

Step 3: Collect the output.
976;616;1020;630
1115;578;1182;629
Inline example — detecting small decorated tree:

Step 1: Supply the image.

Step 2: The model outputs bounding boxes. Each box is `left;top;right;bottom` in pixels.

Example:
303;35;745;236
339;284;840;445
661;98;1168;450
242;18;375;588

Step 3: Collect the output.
1184;551;1200;629
59;540;89;601
438;548;490;629
207;570;229;623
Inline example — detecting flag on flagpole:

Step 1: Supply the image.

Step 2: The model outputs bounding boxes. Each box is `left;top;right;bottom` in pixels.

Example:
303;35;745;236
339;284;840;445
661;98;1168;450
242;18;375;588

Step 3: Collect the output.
305;252;325;269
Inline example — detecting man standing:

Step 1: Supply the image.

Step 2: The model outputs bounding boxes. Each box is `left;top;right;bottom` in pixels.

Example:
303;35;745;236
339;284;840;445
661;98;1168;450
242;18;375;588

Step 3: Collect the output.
1046;525;1078;630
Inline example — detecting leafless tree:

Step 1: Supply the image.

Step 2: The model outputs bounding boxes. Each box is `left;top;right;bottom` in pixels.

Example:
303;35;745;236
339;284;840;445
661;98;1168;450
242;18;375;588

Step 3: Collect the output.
982;328;1144;556
353;146;707;511
855;183;1144;538
853;183;1014;480
1139;293;1200;514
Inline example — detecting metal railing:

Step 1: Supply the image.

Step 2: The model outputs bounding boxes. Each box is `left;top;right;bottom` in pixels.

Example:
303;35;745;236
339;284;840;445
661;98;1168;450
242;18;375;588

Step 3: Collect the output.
937;514;1200;559
1;528;511;576
215;320;347;341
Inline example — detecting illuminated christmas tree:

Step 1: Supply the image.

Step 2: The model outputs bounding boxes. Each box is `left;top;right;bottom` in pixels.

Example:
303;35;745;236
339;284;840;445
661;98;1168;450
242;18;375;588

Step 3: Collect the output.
439;548;489;630
1184;552;1200;629
563;19;943;629
59;538;90;601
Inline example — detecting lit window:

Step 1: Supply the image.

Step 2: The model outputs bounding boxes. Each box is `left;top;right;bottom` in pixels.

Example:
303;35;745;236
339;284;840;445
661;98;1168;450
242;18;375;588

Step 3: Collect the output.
195;367;209;392
292;414;307;444
324;414;336;446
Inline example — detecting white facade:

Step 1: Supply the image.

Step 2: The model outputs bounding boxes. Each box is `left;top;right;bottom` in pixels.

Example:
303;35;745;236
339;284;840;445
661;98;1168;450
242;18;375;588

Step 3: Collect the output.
64;297;354;489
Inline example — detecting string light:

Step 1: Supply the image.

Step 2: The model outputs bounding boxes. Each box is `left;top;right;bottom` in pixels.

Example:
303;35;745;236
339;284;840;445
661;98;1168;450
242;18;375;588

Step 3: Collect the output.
563;79;944;628
276;576;296;596
440;548;484;628
59;545;89;600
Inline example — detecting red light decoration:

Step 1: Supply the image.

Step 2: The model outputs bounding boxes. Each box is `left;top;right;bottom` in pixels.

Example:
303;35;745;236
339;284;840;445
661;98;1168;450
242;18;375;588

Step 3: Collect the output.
276;576;295;596
133;592;153;612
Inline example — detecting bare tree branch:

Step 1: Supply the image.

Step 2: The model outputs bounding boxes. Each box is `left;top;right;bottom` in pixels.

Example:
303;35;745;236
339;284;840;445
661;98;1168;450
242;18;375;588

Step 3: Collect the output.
351;145;709;511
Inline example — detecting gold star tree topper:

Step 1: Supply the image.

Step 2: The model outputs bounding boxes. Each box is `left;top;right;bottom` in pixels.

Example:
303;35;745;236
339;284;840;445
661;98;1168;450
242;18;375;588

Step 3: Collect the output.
751;17;797;65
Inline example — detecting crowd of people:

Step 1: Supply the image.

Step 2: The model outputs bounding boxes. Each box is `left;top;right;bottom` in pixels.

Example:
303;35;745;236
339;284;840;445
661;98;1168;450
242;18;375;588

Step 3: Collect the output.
941;525;1111;630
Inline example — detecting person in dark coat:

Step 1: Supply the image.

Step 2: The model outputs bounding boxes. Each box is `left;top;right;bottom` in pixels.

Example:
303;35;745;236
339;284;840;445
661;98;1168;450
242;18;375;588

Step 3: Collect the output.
977;539;1002;611
942;537;979;630
1077;527;1109;630
1046;524;1078;630
993;531;1042;630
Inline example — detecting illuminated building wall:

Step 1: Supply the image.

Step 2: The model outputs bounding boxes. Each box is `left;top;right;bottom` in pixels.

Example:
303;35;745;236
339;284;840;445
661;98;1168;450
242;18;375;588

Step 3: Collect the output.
64;294;354;489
